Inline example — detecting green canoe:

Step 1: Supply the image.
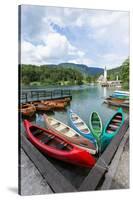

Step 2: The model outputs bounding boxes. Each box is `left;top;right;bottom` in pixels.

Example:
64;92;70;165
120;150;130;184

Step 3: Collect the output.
100;108;124;152
89;111;103;142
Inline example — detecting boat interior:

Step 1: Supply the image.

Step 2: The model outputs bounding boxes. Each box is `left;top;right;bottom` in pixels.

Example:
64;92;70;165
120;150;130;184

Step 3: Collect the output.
71;113;90;133
30;126;72;151
106;113;122;134
48;118;76;137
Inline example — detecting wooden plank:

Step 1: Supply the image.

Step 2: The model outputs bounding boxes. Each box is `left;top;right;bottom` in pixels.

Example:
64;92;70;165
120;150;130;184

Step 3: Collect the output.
21;134;77;193
101;129;129;190
79;118;129;191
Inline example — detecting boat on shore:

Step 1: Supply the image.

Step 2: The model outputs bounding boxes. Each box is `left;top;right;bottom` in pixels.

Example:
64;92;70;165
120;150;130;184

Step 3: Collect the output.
44;114;98;155
89;111;103;143
100;108;124;152
68;110;97;146
23;120;96;168
20;103;36;117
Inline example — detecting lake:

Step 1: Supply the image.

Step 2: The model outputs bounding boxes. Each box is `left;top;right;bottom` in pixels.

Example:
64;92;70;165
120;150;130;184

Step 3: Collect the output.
21;85;127;130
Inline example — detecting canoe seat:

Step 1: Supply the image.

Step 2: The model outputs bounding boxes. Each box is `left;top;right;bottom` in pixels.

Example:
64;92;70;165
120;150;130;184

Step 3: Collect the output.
107;129;114;134
78;124;87;130
112;119;121;123
40;135;55;144
115;115;122;119
32;129;44;136
80;128;89;133
109;124;119;129
56;142;67;150
74;119;82;124
56;125;66;132
50;121;59;126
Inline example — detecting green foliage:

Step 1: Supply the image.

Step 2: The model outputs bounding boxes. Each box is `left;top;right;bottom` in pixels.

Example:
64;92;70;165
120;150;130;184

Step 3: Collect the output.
21;64;84;86
107;57;129;89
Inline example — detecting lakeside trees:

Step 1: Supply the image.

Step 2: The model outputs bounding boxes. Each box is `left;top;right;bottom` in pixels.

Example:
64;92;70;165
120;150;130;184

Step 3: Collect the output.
21;65;84;86
21;58;129;88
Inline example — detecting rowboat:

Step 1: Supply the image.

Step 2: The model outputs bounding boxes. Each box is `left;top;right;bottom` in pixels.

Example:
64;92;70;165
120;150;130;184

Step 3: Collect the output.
42;100;67;109
43;98;70;104
111;94;129;99
68;110;97;146
23;120;96;168
32;101;52;111
107;97;128;104
89;111;103;142
20;103;36;117
44;114;98;155
114;90;129;96
106;100;129;109
100;108;124;152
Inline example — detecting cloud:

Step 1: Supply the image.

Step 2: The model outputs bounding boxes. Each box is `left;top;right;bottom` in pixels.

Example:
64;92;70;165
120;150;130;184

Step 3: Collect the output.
21;5;129;68
21;33;88;65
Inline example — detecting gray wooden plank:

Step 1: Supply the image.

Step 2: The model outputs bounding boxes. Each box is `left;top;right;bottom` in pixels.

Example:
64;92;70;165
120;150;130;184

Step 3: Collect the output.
101;129;129;190
79;118;129;191
21;134;77;193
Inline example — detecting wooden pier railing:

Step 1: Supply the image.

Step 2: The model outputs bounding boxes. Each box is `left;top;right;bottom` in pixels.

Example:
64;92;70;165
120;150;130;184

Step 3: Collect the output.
21;89;72;103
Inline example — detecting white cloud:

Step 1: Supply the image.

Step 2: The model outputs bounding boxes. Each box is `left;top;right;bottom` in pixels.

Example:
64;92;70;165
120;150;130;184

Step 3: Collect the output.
21;33;87;65
96;53;128;69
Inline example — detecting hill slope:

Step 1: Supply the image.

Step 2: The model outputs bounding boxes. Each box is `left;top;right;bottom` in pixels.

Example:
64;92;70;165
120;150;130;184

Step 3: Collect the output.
40;63;104;76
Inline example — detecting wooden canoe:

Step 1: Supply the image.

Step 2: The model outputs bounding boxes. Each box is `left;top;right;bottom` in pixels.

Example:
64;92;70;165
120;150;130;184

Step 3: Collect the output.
23;120;96;168
89;111;103;142
100;108;124;152
32;101;52;111
20;103;36;117
44;114;98;155
68;110;97;147
42;100;67;109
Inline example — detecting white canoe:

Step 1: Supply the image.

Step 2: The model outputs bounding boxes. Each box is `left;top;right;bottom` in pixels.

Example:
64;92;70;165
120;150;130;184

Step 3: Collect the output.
43;114;98;155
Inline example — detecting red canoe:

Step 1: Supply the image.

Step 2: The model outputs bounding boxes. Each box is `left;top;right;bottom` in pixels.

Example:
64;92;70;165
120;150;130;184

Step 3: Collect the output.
23;120;96;168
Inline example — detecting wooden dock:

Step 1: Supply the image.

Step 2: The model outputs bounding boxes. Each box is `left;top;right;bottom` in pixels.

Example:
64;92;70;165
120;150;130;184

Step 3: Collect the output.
21;89;72;104
19;117;129;194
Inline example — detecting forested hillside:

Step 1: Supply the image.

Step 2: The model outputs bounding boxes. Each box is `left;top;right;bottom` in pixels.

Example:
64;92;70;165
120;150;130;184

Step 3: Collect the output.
107;58;129;89
21;63;102;86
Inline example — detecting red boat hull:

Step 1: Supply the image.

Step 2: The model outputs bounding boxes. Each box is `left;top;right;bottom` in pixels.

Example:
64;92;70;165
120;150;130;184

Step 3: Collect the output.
23;120;96;168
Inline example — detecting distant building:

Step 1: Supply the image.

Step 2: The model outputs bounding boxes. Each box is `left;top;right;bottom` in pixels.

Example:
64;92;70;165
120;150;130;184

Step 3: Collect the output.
97;66;122;87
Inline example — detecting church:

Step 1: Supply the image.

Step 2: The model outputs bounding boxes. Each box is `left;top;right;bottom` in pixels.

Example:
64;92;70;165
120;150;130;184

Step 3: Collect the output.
97;66;122;87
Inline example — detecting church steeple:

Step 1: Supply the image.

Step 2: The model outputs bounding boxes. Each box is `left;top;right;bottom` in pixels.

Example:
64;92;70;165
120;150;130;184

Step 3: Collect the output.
104;66;107;83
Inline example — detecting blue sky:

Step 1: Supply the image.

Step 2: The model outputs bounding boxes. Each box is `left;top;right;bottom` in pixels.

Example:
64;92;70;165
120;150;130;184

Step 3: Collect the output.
21;5;129;69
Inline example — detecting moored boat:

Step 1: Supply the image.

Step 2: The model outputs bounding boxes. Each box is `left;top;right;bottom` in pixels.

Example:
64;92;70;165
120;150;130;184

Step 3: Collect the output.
68;110;97;146
32;101;52;111
44;114;98;155
42;100;67;109
100;108;124;152
89;111;103;142
20;103;36;117
23;120;96;168
114;90;129;96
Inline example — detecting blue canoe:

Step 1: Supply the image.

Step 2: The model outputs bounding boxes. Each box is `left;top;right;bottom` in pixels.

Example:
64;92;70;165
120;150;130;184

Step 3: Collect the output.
100;108;124;152
68;110;97;147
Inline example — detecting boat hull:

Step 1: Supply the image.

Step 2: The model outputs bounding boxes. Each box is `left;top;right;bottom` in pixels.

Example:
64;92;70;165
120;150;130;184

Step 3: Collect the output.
23;120;96;168
100;108;124;152
20;103;36;117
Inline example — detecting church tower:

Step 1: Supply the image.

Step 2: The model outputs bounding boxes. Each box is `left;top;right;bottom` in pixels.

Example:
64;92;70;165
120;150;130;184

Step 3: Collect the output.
104;66;107;83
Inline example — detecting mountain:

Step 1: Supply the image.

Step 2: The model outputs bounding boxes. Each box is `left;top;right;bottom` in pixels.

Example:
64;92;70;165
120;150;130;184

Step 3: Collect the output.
40;63;104;76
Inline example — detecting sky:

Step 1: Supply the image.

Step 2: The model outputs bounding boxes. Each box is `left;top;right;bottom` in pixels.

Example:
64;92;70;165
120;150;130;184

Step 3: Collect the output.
20;5;129;69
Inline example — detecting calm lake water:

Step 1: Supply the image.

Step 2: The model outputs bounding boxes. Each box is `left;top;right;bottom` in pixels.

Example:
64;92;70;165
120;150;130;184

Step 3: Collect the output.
21;85;128;131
